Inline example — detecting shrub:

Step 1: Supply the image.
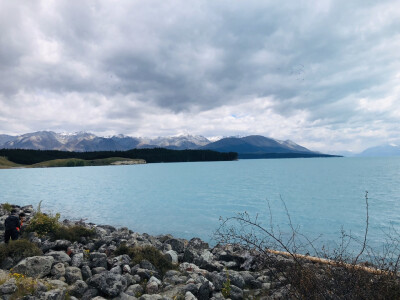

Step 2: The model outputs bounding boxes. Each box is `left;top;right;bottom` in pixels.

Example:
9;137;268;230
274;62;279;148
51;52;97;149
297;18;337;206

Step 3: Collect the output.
2;203;13;212
25;212;60;237
115;245;176;276
52;225;96;242
0;240;42;265
221;269;231;298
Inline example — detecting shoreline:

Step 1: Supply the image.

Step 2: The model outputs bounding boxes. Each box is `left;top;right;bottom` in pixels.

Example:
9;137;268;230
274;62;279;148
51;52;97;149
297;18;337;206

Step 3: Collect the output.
0;204;398;299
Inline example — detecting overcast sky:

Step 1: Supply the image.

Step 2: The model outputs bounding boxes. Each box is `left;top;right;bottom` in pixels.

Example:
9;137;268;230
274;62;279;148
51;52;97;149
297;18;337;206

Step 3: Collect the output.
0;0;399;152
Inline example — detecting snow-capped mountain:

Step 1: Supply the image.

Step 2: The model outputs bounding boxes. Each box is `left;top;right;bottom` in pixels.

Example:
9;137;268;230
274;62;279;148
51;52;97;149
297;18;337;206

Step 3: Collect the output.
0;131;211;152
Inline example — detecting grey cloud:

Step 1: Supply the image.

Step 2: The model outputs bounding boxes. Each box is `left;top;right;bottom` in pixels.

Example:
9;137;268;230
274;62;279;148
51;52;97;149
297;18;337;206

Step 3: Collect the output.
0;0;399;151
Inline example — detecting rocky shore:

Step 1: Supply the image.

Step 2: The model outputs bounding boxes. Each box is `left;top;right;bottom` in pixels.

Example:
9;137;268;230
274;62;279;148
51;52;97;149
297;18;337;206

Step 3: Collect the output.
0;204;293;300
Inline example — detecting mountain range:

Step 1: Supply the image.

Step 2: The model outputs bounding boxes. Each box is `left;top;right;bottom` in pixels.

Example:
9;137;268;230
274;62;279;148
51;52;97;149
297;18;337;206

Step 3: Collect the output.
0;131;328;158
2;131;398;157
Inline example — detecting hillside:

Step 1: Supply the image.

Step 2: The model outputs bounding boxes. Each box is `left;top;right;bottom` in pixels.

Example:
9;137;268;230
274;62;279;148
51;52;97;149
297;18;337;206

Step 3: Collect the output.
0;156;21;169
200;135;337;158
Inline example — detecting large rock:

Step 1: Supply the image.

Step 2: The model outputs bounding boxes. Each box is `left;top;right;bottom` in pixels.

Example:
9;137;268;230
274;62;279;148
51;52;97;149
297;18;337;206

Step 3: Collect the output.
88;271;128;297
12;256;54;278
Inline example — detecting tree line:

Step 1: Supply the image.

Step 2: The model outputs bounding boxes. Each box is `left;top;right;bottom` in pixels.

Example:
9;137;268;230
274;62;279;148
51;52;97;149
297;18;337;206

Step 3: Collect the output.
0;148;238;165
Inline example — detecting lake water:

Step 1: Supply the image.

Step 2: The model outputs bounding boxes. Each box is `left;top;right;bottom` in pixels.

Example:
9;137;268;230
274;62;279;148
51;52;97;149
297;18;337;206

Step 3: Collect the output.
1;157;400;254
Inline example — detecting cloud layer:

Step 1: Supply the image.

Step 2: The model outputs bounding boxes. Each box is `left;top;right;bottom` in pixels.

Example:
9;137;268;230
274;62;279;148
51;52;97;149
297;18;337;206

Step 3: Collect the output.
1;0;399;152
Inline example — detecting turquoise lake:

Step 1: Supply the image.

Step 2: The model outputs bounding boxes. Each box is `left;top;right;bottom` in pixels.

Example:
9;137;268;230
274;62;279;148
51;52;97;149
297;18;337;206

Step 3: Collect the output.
1;157;400;253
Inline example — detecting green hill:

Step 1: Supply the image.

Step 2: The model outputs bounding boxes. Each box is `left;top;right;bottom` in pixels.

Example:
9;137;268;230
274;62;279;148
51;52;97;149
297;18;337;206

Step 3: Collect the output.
0;156;21;169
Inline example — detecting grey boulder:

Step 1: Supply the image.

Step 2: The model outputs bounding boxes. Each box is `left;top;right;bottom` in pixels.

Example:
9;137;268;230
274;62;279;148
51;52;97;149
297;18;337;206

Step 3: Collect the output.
12;256;54;278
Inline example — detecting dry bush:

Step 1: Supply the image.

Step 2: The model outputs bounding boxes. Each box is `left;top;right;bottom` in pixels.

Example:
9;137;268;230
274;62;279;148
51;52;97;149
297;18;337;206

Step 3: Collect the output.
214;192;400;299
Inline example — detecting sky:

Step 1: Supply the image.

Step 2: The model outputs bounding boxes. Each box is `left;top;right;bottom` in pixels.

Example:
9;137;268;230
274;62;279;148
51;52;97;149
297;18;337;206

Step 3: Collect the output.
0;1;399;153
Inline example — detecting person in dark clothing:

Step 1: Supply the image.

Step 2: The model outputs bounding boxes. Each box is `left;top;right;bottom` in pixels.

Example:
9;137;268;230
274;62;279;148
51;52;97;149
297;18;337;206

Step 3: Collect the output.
4;209;21;243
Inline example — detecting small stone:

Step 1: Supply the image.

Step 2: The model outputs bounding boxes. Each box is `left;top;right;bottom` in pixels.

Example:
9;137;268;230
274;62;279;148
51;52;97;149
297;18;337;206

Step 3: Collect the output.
123;264;131;274
140;260;157;271
81;287;99;300
165;238;185;253
53;240;72;251
81;265;92;280
262;282;271;289
125;284;144;297
1;257;14;270
46;280;68;290
229;285;243;300
68;280;88;298
146;281;159;294
139;295;162;300
65;266;83;284
71;253;84;268
148;276;161;286
185;291;197;300
183;283;198;296
115;291;139;299
43;288;66;300
164;250;179;264
90;252;108;269
0;278;17;294
45;251;71;264
111;266;122;274
92;267;107;275
88;271;128;297
51;263;66;278
198;281;211;300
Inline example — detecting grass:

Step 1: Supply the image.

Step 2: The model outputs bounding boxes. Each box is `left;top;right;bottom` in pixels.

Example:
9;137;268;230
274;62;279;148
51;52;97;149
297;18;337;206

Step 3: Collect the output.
2;202;13;212
0;240;42;266
52;225;96;242
29;157;145;168
0;156;21;169
0;156;145;169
